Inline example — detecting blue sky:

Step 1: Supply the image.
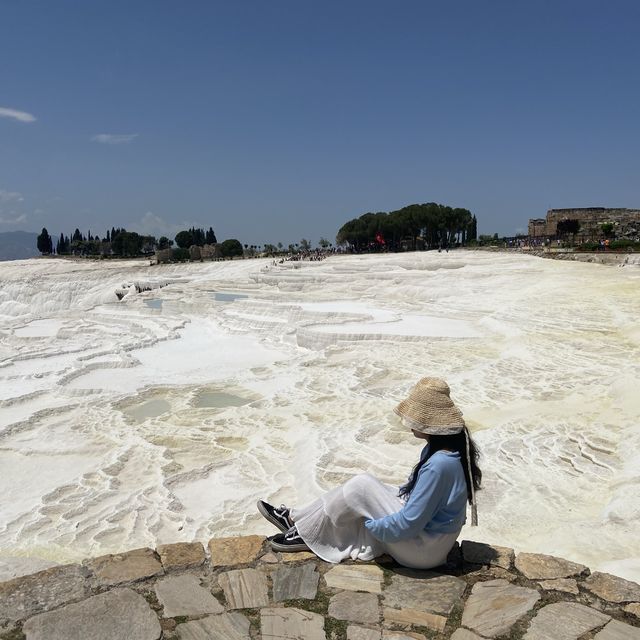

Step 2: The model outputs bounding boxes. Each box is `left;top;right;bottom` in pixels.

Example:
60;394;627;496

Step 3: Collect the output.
1;1;639;245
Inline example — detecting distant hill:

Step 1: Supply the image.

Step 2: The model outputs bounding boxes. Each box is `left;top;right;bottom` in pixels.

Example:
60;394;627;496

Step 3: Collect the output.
0;231;40;261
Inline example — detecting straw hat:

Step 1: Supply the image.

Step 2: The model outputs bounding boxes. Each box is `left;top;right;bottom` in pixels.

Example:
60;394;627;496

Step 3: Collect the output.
396;376;478;526
394;377;465;435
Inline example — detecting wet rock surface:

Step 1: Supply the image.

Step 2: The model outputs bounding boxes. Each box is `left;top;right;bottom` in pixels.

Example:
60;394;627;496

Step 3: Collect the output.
1;535;639;639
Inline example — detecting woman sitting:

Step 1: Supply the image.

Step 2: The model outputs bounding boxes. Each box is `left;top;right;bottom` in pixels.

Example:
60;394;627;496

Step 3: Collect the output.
258;377;481;570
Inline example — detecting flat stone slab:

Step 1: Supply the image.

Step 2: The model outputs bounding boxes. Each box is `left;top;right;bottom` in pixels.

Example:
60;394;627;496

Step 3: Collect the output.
272;563;319;601
348;625;382;639
208;535;264;567
176;612;251;640
450;630;484;640
384;571;466;616
461;540;514;570
157;542;205;571
155;574;224;617
586;572;640;603
625;603;640;617
22;588;161;640
325;564;384;594
382;632;427;640
329;591;380;624
86;547;163;587
537;578;579;595
219;568;268;608
462;578;540;638
383;606;447;632
515;552;588;579
594;619;640;639
280;550;316;563
261;606;325;640
523;602;611;640
0;563;87;623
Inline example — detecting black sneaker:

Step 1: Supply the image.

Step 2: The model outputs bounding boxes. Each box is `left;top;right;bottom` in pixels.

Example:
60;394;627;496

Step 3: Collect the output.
257;500;293;532
269;526;310;553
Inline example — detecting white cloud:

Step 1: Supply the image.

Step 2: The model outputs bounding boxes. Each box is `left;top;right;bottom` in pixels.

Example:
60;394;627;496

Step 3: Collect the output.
0;189;27;225
0;107;36;123
91;133;139;145
0;213;27;224
0;189;24;203
130;212;195;238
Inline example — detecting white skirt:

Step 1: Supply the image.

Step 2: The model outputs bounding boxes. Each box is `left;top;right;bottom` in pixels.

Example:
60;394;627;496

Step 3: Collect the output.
290;473;460;569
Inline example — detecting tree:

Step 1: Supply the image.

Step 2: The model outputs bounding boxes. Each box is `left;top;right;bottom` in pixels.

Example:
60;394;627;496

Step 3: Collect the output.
319;237;330;249
205;227;217;244
601;222;614;238
300;238;311;251
556;219;581;244
172;247;190;262
158;236;173;250
336;217;368;249
469;215;478;241
141;235;157;254
175;230;194;249
190;227;206;246
111;231;143;257
220;238;243;258
337;202;476;251
37;228;53;254
56;233;70;254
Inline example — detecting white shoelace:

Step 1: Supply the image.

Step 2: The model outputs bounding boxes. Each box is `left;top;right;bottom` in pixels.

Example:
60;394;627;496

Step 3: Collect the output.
284;526;300;540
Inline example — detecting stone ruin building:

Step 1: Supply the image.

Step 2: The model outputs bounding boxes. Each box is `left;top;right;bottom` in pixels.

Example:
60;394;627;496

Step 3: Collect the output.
528;208;640;241
153;243;221;264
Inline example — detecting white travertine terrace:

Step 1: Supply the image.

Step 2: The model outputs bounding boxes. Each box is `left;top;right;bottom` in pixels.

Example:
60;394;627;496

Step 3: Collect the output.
0;252;638;583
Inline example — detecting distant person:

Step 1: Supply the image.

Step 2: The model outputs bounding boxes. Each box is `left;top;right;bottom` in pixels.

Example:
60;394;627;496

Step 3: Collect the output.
257;378;481;569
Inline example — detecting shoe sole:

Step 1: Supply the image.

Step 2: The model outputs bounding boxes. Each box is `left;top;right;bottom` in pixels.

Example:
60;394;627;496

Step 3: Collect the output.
257;500;290;533
269;538;310;553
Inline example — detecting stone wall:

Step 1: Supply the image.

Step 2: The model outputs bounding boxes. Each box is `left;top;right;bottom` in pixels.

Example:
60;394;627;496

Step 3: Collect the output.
529;208;640;240
528;219;546;237
153;243;221;264
1;536;639;640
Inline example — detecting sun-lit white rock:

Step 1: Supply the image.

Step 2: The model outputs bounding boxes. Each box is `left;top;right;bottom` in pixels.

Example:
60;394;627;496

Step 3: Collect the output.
0;253;639;583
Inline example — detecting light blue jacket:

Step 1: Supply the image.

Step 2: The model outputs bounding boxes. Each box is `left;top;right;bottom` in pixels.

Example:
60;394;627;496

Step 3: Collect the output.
364;447;467;542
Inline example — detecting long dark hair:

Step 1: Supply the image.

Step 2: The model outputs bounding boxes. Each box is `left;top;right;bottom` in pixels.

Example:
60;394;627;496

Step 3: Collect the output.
398;429;482;504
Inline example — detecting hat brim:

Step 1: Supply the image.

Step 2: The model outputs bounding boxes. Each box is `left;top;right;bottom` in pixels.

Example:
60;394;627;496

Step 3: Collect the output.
395;407;465;435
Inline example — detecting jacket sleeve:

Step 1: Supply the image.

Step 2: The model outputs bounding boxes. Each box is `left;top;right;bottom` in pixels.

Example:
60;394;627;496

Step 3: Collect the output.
364;460;448;543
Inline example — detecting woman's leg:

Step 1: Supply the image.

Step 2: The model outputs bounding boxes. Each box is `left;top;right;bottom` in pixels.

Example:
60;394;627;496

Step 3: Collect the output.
289;473;404;563
382;530;460;570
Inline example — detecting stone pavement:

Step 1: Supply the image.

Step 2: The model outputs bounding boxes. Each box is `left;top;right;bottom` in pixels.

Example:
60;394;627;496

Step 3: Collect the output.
1;537;639;639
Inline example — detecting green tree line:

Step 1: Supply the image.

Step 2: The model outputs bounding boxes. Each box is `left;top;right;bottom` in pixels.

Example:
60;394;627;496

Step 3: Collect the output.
37;225;225;258
336;203;477;251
